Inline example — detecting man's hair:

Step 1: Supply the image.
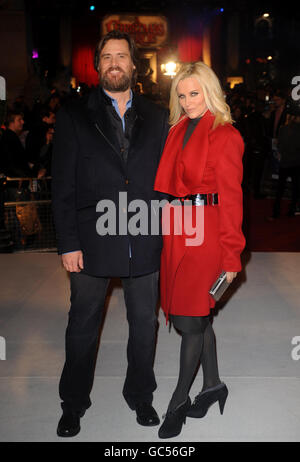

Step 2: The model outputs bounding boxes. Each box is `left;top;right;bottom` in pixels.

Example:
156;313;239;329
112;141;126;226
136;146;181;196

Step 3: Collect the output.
94;30;139;84
5;109;23;127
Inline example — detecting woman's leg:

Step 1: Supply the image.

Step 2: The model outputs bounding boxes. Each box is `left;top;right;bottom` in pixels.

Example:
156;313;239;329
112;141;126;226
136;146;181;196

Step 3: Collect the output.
200;320;222;391
168;315;209;411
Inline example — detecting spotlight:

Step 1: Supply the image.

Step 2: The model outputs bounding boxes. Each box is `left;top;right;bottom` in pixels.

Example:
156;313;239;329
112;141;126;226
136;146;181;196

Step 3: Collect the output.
220;8;224;12
161;61;178;77
89;5;95;11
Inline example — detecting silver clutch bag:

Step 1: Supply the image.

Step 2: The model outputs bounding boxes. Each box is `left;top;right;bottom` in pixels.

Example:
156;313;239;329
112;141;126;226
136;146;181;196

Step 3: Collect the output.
209;271;231;301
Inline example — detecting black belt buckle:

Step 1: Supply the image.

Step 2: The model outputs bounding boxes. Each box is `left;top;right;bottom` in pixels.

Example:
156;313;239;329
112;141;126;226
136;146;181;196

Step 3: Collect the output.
171;193;218;206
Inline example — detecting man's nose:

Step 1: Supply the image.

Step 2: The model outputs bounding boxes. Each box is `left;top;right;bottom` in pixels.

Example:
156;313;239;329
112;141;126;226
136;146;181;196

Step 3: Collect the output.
111;55;118;67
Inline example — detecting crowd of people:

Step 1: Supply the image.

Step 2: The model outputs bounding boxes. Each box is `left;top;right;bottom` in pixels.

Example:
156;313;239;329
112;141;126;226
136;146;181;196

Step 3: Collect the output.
0;77;299;217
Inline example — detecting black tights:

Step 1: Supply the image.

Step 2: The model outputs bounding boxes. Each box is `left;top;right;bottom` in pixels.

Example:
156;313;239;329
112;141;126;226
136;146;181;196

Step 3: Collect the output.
168;315;221;411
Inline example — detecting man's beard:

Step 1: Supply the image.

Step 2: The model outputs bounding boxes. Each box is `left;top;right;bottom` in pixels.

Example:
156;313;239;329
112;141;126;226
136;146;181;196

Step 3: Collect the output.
100;66;133;92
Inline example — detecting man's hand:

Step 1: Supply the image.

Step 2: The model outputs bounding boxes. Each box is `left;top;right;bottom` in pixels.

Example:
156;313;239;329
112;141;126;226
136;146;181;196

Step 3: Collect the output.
61;250;84;273
226;272;237;283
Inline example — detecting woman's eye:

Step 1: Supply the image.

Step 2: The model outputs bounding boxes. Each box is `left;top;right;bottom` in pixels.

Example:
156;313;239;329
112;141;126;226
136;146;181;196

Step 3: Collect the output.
178;95;185;99
191;92;199;97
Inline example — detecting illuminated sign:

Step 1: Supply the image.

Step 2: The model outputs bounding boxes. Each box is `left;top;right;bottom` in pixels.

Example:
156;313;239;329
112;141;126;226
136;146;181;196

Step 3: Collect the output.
102;15;168;47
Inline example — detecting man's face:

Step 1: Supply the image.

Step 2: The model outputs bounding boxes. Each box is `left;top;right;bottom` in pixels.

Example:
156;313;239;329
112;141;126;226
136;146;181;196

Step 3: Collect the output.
99;39;135;93
273;96;285;108
10;115;24;134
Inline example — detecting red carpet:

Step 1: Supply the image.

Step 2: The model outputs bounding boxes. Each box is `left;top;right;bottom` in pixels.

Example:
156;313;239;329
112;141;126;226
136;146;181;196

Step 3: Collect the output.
243;194;300;252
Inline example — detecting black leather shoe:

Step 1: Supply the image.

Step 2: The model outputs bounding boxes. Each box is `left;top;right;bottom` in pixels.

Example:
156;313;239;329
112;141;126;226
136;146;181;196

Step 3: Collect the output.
158;397;191;439
57;409;85;437
187;383;228;418
135;403;160;426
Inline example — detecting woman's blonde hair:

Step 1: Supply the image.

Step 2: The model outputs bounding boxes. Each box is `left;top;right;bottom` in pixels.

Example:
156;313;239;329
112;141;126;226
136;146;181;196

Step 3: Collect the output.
169;61;233;129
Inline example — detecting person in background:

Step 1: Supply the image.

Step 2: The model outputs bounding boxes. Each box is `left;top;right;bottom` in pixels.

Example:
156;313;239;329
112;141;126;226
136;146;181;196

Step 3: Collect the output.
25;106;56;176
0;110;31;179
267;90;288;177
269;105;300;219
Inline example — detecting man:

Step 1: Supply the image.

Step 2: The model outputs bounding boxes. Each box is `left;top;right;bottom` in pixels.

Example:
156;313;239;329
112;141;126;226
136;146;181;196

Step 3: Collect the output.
52;30;169;437
269;91;287;140
25;106;56;175
267;91;288;179
0;110;30;178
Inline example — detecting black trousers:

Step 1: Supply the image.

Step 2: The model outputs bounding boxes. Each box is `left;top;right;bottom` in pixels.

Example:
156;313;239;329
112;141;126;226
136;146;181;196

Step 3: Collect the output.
59;270;159;413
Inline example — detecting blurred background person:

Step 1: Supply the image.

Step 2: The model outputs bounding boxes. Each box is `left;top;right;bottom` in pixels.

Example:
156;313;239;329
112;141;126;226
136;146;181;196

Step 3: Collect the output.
269;105;300;219
0;110;31;181
25;106;55;176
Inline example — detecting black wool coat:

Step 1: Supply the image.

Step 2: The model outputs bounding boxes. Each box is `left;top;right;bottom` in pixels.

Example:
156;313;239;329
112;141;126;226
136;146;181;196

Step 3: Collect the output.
51;87;169;277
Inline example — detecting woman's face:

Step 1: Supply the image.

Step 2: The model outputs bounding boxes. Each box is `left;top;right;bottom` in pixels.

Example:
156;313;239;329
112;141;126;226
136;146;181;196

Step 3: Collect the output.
176;76;208;119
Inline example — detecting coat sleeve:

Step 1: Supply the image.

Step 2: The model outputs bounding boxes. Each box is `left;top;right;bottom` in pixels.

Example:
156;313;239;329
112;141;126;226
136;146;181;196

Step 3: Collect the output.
157;109;171;201
215;128;246;272
51;106;81;255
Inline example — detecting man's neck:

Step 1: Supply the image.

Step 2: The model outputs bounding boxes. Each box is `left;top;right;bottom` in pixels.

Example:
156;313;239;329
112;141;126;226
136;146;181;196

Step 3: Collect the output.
104;88;132;118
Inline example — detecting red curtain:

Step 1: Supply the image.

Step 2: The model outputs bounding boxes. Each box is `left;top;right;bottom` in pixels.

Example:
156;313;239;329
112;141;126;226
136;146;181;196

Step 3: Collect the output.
72;45;99;87
178;35;203;62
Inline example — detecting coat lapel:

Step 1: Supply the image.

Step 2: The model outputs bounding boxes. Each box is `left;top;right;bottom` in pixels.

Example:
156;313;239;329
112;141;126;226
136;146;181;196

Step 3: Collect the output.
154;110;215;196
127;94;145;156
86;87;121;158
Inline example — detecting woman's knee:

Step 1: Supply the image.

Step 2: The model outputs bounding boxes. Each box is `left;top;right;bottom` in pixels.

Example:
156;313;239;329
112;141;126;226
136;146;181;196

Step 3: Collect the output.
171;315;210;334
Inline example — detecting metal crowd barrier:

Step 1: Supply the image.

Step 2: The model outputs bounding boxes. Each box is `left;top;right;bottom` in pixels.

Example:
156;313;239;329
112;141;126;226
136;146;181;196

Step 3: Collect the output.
1;176;57;252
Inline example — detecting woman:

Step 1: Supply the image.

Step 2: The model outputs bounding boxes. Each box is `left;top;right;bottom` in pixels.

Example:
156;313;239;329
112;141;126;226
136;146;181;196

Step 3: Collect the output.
154;62;245;439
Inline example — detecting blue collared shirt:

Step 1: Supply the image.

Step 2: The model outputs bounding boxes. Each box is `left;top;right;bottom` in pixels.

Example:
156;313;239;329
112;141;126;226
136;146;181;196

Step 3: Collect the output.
103;88;133;131
103;89;133;258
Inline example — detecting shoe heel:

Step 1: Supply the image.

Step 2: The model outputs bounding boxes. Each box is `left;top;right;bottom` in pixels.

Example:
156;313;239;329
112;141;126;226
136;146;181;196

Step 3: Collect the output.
218;393;227;415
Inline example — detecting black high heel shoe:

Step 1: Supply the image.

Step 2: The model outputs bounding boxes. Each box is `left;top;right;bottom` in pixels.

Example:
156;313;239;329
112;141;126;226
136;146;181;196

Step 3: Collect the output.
186;383;228;418
158;397;191;439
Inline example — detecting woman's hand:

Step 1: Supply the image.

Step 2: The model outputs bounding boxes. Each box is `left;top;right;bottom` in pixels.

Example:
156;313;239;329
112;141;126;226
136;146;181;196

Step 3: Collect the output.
226;272;237;283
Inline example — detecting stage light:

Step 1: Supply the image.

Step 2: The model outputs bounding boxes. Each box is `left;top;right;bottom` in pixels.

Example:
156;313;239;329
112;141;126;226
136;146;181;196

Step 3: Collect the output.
267;56;273;60
90;5;95;11
220;8;224;12
161;61;178;77
263;13;270;18
32;49;38;59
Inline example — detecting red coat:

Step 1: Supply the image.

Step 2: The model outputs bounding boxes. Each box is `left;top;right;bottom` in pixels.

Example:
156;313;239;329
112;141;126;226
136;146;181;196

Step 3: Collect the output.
154;110;245;320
